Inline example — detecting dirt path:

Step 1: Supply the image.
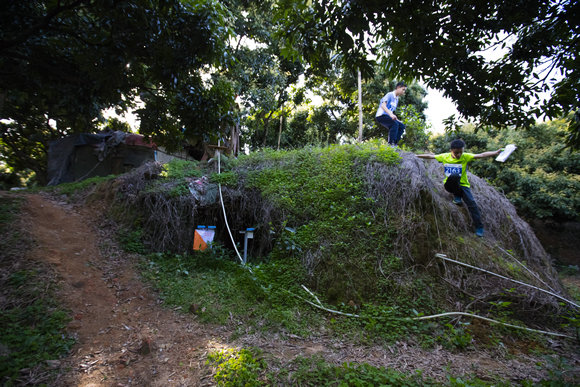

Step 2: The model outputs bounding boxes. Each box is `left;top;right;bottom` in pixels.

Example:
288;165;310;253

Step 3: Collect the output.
23;194;226;386
21;193;579;386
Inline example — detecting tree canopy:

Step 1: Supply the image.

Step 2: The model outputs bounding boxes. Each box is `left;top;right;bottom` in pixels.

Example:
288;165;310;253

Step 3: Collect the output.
274;0;580;145
1;0;234;183
1;0;578;185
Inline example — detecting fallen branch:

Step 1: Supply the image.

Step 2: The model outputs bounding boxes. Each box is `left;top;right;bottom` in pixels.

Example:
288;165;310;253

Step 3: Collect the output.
300;285;360;317
495;244;558;294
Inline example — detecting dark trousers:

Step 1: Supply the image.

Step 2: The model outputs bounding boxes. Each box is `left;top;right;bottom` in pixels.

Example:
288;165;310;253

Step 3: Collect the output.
444;174;483;229
375;115;405;145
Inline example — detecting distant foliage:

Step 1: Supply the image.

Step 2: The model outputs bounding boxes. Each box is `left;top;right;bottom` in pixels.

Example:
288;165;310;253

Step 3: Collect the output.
397;104;431;151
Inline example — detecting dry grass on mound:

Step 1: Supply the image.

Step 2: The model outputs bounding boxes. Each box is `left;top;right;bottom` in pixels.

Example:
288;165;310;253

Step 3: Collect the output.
364;152;566;315
112;161;282;255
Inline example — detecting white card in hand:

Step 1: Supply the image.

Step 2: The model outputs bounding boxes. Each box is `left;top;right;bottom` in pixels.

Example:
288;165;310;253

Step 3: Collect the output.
496;144;517;162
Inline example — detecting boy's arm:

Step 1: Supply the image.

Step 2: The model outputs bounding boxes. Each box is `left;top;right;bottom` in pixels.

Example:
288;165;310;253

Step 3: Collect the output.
473;149;502;159
380;101;396;120
417;153;436;159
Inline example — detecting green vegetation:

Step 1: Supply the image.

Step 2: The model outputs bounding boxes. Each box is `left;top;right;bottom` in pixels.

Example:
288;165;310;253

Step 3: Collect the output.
160;159;203;180
118;226;147;254
0;194;20;229
287;356;433;386
237;143;411;305
46;175;116;196
0;272;75;383
205;347;575;386
0;196;74;385
141;249;320;336
205;347;436;386
207;348;266;386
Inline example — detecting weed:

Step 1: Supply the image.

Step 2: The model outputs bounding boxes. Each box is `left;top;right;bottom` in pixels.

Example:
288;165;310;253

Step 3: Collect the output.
0;195;20;229
118;227;146;254
289;355;434;386
0;297;75;381
47;175;115;196
534;354;577;386
210;171;237;186
206;347;266;386
161;159;202;179
437;322;474;351
140;251;320;335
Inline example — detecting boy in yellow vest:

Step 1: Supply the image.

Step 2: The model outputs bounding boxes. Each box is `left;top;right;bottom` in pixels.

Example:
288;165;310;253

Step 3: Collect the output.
417;139;501;237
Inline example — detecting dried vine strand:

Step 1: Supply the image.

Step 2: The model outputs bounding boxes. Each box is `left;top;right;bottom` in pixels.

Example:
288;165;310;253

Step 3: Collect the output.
494;244;558;294
413;312;574;339
296;286;574;339
435;253;579;309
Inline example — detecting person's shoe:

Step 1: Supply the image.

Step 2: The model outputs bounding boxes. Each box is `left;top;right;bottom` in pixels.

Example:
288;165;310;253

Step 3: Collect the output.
475;227;484;237
452;197;463;206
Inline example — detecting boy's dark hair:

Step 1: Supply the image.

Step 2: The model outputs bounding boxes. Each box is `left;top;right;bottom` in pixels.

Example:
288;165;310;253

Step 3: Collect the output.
395;81;407;89
450;139;465;149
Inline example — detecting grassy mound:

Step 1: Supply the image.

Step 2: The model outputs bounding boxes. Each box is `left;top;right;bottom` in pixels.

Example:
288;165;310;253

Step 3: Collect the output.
103;141;574;334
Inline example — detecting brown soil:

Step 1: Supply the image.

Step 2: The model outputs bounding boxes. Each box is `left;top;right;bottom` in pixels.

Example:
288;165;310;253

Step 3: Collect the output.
18;193;580;386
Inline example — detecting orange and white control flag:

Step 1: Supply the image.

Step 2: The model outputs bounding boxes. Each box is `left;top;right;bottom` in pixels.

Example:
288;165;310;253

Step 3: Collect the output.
193;226;215;251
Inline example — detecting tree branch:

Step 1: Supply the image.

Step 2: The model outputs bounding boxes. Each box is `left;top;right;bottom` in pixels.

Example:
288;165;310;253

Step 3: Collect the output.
0;0;92;51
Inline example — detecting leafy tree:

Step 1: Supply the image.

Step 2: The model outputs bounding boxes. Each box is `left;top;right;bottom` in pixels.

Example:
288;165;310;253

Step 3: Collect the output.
220;0;305;150
1;0;233;183
274;0;580;148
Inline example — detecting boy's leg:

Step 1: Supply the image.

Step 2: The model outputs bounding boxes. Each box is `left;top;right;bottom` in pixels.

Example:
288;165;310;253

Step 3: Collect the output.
444;174;463;197
460;186;483;230
386;118;399;145
375;115;396;144
395;122;406;144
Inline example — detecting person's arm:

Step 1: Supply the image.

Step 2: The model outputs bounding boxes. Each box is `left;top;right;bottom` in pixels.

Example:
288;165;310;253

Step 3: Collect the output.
473;149;501;159
380;101;397;120
417;153;436;159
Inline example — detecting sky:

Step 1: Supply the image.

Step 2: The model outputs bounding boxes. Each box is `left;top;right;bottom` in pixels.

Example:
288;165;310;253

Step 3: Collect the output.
423;87;459;135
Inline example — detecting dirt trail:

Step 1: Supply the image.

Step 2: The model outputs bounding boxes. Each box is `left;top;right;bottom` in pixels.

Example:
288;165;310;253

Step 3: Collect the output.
21;193;579;386
23;194;224;386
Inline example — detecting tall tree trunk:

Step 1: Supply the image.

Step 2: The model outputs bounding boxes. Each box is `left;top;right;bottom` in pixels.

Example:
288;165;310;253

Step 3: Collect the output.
358;69;363;142
262;111;274;147
277;114;283;150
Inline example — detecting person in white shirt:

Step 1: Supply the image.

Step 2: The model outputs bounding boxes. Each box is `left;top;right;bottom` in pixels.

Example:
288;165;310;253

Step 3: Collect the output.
375;81;407;146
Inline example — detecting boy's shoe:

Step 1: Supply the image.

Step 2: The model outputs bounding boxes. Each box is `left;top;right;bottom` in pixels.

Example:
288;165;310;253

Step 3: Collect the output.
452;197;463;206
475;227;484;237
